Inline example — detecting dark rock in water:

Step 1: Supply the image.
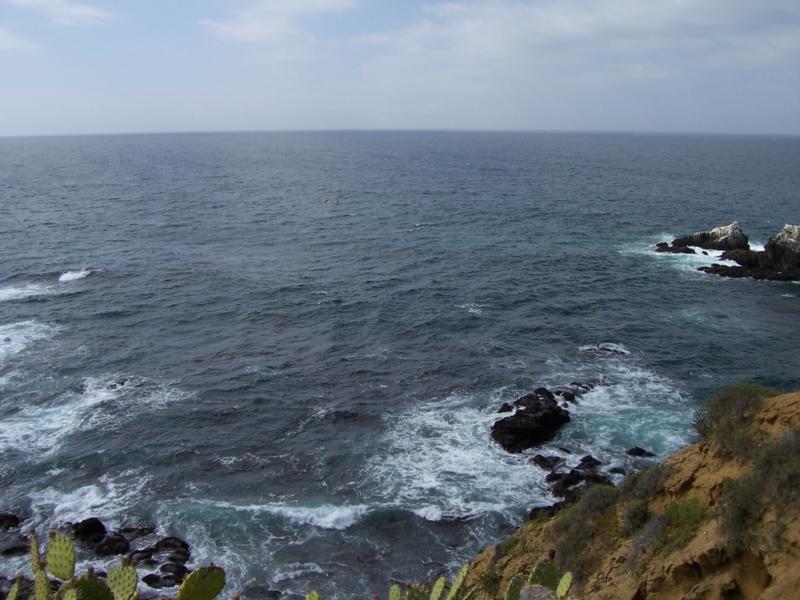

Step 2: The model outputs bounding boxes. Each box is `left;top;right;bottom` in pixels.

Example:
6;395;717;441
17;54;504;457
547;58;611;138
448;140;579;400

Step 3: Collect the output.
0;513;20;530
142;574;164;588
242;584;282;600
498;402;513;413
73;518;107;545
655;241;696;254
552;388;576;403
167;550;191;564
159;562;189;580
117;525;156;541
672;222;749;251
154;536;190;554
627;446;656;457
492;393;570;453
0;531;29;556
527;502;566;521
701;224;800;281
534;387;555;401
96;533;130;556
549;470;586;497
576;455;602;470
609;466;627;475
558;447;572;454
129;549;155;564
530;454;562;470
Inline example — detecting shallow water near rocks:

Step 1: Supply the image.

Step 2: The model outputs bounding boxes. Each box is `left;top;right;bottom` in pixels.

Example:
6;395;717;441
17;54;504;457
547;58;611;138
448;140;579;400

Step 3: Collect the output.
1;131;799;598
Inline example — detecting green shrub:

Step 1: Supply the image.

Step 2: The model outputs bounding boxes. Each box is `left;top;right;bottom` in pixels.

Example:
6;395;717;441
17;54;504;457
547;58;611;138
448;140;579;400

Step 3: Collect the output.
621;499;651;536
554;485;620;579
620;464;672;501
654;500;709;554
719;428;800;554
693;383;778;458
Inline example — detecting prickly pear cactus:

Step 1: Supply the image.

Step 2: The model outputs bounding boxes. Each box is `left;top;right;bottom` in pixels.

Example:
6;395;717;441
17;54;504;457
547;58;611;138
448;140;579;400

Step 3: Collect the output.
176;566;226;600
107;560;138;600
305;592;319;600
388;584;401;600
556;572;572;599
30;531;44;574
34;567;51;600
71;572;114;600
7;577;21;600
47;532;76;581
446;565;468;600
429;576;446;600
529;562;559;591
505;575;526;600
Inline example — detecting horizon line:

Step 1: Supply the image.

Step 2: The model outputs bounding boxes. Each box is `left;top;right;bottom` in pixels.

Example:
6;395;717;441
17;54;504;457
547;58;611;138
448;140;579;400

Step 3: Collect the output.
1;126;798;141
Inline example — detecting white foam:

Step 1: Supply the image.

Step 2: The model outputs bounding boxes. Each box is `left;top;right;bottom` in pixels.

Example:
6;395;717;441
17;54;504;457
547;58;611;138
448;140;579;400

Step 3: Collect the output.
0;283;54;303
0;375;186;454
367;387;550;522
58;269;92;283
456;303;488;317
620;235;739;274
0;320;59;364
196;500;369;530
27;469;150;527
578;342;631;356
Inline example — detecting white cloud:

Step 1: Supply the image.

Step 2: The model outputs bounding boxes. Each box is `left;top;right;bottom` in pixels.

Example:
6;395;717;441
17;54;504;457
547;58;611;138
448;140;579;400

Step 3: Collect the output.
7;0;113;26
0;25;35;49
203;0;356;44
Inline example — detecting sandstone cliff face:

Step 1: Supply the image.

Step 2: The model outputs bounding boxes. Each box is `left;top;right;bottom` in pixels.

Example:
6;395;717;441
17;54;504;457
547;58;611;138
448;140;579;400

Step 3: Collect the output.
463;393;800;600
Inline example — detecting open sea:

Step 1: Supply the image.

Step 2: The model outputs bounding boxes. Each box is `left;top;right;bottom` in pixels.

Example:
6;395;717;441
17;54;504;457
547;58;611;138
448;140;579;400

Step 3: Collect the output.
1;131;799;598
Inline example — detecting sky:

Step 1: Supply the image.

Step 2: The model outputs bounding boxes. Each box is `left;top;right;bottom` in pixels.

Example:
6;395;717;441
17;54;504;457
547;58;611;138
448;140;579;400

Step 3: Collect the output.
0;0;799;136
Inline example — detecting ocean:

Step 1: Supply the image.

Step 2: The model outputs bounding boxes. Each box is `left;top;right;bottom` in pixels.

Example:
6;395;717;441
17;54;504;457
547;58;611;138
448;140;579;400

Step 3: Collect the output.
1;131;799;598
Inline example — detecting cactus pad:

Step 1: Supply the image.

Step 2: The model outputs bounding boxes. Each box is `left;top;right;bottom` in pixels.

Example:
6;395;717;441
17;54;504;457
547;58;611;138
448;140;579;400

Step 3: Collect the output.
34;567;51;600
305;592;319;600
504;575;525;600
71;574;114;600
429;576;446;600
556;572;572;599
107;562;138;600
176;566;225;600
529;562;558;591
387;584;401;600
46;532;76;581
6;577;21;600
30;531;44;574
445;565;468;600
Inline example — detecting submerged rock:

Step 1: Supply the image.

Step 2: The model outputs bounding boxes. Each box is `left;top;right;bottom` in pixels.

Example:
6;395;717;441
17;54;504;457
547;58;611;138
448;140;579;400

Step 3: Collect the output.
73;518;106;545
530;454;563;470
0;514;20;531
491;392;570;453
655;242;696;254
627;446;656;457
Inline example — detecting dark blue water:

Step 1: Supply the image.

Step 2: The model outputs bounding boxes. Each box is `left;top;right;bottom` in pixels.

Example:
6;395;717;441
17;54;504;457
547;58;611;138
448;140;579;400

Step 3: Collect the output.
1;131;799;598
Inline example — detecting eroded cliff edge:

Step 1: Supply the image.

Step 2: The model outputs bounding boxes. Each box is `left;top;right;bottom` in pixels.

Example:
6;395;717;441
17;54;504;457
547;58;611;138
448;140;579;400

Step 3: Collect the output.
463;389;800;600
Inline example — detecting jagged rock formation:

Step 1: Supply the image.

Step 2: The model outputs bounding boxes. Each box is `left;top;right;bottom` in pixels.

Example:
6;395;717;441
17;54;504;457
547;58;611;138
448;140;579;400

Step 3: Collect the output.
660;222;749;253
700;224;800;280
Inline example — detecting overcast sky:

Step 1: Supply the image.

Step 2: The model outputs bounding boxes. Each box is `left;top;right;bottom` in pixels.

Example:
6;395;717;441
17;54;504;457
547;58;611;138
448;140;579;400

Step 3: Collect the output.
1;0;799;136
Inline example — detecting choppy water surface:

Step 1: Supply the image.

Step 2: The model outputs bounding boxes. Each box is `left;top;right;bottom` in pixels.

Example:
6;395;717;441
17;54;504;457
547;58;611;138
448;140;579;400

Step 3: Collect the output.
1;131;799;598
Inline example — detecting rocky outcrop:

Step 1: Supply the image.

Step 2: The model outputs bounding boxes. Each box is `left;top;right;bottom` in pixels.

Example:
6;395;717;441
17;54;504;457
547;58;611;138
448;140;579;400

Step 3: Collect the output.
491;392;571;453
700;224;800;281
464;392;800;600
671;222;749;251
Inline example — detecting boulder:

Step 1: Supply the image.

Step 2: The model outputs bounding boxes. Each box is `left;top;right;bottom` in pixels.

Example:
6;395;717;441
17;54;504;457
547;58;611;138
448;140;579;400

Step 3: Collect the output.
0;531;29;556
700;224;800;281
672;222;749;251
655;242;695;254
73;518;106;545
530;454;562;470
95;533;130;556
627;446;656;457
0;513;20;530
576;455;602;470
497;402;513;413
491;393;570;453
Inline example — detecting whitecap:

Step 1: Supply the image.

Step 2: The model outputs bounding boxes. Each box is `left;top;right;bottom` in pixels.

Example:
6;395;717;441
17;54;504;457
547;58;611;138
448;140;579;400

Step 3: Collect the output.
0;283;54;303
194;500;369;530
58;269;92;283
456;303;488;317
366;387;551;522
578;343;631;356
28;470;150;525
0;320;59;365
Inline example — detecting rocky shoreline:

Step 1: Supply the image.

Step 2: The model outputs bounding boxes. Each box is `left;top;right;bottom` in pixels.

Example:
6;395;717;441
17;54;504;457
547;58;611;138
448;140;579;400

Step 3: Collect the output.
655;222;800;281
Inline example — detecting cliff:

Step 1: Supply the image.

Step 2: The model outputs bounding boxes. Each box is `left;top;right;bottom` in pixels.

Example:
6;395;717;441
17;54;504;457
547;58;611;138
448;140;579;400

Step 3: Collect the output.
462;390;800;600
